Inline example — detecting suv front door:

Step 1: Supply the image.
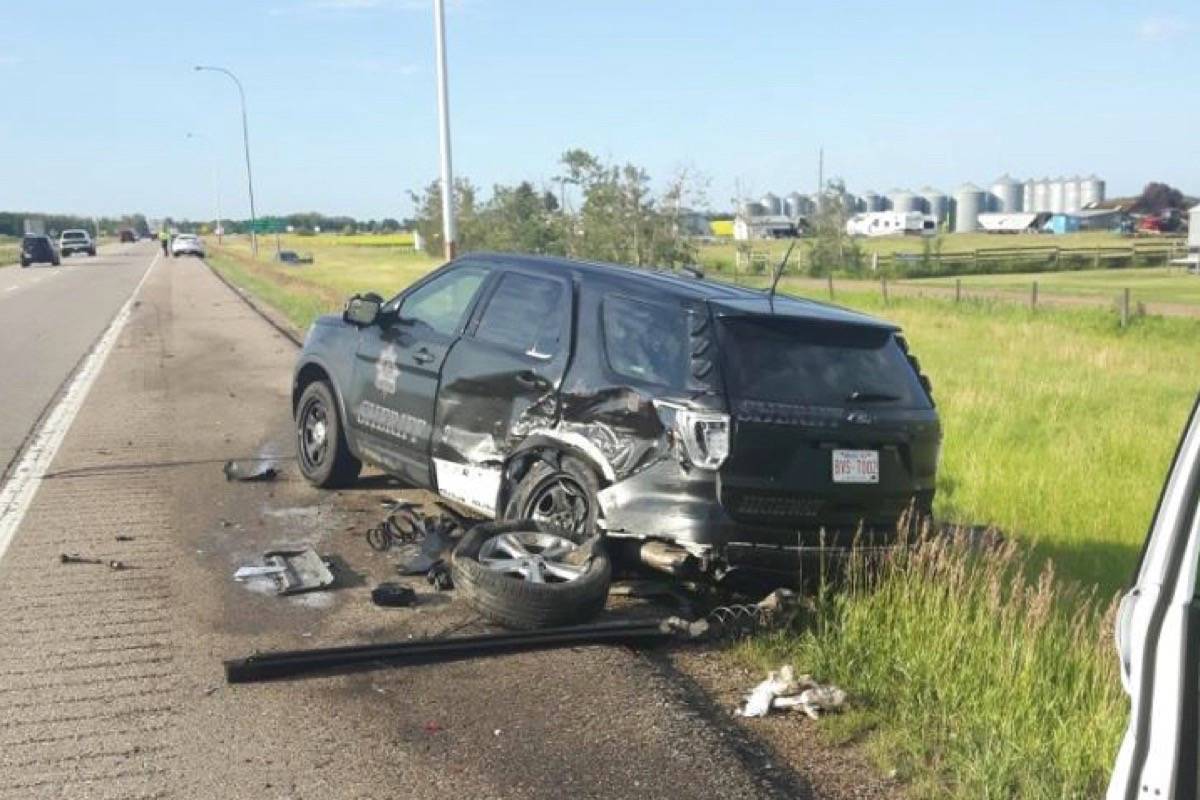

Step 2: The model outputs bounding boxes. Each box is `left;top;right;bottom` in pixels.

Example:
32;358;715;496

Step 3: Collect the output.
345;264;490;487
431;268;574;514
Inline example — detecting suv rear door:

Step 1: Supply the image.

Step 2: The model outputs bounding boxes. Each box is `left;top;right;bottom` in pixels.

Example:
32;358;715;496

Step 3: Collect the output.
431;267;574;514
715;313;940;541
344;264;490;487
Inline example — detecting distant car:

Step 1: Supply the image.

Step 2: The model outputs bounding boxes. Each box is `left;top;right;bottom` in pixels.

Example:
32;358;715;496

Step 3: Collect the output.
20;234;61;267
171;234;205;258
118;229;137;243
59;229;96;257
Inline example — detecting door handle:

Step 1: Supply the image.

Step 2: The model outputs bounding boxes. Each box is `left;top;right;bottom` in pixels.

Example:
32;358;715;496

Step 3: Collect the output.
413;347;435;365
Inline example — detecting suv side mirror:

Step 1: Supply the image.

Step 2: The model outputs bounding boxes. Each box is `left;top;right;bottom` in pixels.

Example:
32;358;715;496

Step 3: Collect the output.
344;293;383;327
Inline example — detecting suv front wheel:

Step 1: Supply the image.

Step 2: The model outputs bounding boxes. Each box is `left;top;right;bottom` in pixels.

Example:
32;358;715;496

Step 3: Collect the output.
295;380;362;488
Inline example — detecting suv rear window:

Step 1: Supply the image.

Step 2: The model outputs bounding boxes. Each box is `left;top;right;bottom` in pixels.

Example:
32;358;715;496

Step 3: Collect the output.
62;232;86;240
475;273;565;356
719;317;929;408
603;295;687;389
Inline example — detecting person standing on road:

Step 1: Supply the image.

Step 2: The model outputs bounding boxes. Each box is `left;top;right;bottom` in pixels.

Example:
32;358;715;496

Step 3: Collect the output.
159;229;170;257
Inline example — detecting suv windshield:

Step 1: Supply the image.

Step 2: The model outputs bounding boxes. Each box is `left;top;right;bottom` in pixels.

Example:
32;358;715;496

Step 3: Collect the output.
719;317;929;409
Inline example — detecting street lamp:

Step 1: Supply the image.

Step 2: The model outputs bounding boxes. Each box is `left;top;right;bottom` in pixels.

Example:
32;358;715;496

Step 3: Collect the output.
433;0;456;259
194;65;258;257
186;132;223;244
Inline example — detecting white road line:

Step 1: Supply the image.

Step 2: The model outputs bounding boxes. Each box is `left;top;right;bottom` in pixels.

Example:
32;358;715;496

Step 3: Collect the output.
0;252;160;564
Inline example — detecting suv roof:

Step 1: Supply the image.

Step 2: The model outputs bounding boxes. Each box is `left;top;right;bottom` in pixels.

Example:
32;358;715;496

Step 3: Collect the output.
464;251;896;331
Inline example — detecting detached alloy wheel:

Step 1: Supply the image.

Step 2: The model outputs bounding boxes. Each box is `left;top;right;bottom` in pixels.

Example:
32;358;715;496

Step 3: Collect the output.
451;520;611;629
295;380;361;488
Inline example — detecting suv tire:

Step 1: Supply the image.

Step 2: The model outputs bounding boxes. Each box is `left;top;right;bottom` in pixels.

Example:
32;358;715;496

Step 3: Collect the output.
20;259;29;267
503;455;600;536
451;520;611;629
295;380;361;488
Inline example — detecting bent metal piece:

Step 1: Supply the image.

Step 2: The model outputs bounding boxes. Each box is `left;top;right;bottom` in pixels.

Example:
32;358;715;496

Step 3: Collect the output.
225;618;698;684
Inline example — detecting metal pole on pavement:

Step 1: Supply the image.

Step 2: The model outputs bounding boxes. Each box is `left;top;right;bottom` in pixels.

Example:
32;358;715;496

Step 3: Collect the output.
195;65;258;257
433;0;457;260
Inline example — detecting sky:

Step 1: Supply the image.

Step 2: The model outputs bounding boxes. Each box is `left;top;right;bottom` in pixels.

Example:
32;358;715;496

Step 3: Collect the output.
0;1;1195;221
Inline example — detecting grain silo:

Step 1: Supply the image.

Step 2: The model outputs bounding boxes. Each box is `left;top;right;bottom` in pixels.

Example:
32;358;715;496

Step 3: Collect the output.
954;183;986;232
1080;175;1105;208
888;189;918;213
990;174;1022;213
739;200;765;218
1022;180;1034;213
1048;178;1065;214
1063;177;1081;213
760;193;782;216
782;191;801;219
1033;178;1050;213
920;186;949;224
860;190;884;212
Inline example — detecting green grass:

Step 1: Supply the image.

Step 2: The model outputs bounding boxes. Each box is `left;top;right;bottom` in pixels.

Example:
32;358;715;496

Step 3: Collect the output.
206;234;439;329
0;236;18;267
742;536;1125;799
910;266;1200;307
203;233;1200;798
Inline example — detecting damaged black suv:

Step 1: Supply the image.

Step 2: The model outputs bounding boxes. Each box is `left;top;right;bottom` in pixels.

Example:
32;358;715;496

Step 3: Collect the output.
293;252;940;579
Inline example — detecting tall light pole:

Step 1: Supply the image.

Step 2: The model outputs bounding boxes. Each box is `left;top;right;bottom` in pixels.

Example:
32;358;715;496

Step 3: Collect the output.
433;0;456;259
186;132;223;244
195;65;258;257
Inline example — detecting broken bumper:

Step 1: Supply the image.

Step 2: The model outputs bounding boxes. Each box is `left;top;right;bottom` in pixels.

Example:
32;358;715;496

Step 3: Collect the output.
598;460;931;570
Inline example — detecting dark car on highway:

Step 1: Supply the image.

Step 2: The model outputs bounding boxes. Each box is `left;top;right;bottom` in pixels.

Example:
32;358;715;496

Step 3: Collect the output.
292;252;940;581
20;234;60;267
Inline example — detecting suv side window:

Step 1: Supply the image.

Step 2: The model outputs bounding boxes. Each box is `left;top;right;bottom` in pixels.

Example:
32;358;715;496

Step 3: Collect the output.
397;266;488;338
474;273;566;357
602;295;687;389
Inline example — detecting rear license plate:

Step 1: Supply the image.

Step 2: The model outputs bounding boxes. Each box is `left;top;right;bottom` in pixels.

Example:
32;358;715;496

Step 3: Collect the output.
832;449;879;484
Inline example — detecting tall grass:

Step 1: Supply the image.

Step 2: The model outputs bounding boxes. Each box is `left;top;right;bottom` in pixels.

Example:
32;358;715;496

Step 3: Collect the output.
743;530;1125;799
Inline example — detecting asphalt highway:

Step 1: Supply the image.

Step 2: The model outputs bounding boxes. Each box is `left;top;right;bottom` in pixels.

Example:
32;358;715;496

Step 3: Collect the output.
0;242;157;478
0;251;840;798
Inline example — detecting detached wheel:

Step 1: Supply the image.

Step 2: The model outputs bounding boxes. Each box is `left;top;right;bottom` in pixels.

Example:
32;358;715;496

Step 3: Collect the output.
451;521;611;630
295;380;361;488
503;455;599;535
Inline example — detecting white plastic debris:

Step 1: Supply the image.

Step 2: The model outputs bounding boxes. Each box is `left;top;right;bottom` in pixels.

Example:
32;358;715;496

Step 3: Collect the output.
737;666;846;719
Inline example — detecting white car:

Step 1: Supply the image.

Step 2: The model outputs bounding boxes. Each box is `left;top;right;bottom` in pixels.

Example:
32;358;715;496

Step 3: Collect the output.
171;234;206;258
1107;393;1200;799
59;229;96;257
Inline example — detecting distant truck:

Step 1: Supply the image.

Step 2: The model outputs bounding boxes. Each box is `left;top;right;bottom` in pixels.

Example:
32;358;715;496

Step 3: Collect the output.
845;211;936;238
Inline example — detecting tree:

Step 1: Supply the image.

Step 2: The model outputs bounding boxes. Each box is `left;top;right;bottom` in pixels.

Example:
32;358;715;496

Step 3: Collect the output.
408;178;478;256
1132;182;1188;215
805;179;862;276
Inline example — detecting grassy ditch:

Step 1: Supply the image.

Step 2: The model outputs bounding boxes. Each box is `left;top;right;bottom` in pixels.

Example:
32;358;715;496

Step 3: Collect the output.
742;532;1124;799
0;236;18;266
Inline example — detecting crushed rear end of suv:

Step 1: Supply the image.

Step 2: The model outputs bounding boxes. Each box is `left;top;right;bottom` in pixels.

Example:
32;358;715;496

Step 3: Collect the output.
292;252;941;584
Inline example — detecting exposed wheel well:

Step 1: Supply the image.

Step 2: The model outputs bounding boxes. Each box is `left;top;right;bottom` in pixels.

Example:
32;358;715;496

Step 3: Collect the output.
496;444;611;520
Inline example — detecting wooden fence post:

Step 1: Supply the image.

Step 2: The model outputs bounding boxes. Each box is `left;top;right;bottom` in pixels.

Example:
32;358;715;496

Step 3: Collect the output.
955;278;961;303
1031;281;1038;309
1121;288;1131;328
827;274;835;299
881;277;889;305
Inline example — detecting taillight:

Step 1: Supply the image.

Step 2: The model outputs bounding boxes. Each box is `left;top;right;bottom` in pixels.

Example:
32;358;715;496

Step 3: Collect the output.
675;409;730;470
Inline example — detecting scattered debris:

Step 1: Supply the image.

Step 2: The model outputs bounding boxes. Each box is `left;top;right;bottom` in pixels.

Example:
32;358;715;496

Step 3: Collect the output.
222;460;279;482
737;666;846;719
115;534;135;542
371;582;418;608
426;562;453;591
234;547;335;595
60;553;127;570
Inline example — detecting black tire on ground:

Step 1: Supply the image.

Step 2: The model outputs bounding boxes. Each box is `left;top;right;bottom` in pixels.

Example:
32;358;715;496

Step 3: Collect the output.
502;454;600;536
451;520;612;630
52;259;60;266
88;249;96;256
20;260;29;267
295;380;361;488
